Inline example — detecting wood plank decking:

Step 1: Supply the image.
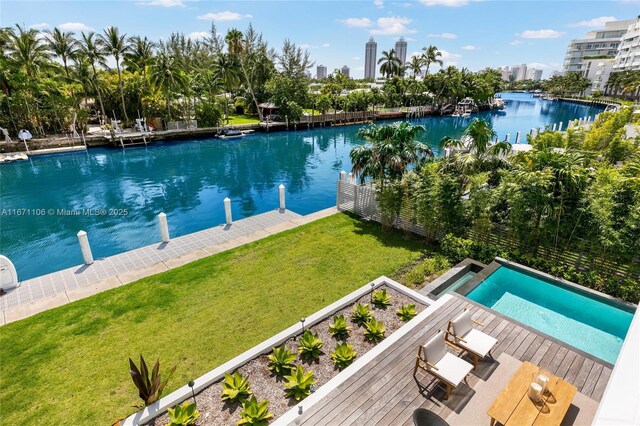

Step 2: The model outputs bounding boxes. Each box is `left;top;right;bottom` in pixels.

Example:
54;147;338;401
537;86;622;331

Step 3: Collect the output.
293;295;611;426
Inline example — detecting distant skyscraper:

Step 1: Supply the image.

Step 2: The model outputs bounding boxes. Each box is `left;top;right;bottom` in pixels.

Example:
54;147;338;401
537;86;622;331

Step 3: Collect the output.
341;65;350;77
316;64;327;80
365;37;377;80
395;37;408;66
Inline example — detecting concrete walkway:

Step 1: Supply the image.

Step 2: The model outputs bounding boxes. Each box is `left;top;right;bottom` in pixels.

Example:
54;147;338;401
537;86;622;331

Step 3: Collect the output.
1;207;338;325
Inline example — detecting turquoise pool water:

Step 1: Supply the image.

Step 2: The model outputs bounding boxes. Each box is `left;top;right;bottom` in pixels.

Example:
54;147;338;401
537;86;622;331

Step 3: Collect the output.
466;266;634;364
0;93;603;280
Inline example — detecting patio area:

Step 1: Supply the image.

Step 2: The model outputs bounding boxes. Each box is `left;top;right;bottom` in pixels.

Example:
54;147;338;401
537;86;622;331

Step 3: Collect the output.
292;295;608;426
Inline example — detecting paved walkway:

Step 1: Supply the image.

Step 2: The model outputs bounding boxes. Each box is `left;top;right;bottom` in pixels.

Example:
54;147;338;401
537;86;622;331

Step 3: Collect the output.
1;207;338;325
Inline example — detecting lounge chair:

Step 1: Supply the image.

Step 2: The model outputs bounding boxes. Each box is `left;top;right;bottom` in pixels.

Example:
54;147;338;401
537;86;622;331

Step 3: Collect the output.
446;309;497;369
412;408;449;426
413;330;473;399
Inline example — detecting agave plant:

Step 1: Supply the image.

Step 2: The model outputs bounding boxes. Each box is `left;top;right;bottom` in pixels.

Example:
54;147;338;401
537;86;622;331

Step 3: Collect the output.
284;365;316;401
298;329;324;361
129;355;177;407
221;371;252;403
328;314;351;339
330;342;358;369
396;304;418;321
363;318;386;342
267;345;297;376
237;395;273;426
371;289;392;308
351;303;373;326
168;401;200;426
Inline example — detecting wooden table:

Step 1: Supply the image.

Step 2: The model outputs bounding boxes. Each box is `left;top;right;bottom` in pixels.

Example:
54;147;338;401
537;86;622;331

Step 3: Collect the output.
487;361;577;426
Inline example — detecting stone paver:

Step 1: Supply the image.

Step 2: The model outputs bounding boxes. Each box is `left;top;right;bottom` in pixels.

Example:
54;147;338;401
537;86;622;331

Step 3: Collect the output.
1;207;338;324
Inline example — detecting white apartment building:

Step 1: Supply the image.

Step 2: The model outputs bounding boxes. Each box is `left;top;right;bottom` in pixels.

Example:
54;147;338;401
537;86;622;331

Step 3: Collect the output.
614;16;640;72
582;58;616;95
526;68;543;81
316;65;327;80
364;37;377;80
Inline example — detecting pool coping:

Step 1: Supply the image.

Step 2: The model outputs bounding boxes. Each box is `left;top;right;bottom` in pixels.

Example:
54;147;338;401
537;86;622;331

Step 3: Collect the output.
419;258;487;298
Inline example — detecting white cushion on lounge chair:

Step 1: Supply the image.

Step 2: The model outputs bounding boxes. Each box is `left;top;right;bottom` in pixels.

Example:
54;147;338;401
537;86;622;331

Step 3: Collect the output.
423;331;447;363
430;352;473;387
451;310;473;337
456;329;497;358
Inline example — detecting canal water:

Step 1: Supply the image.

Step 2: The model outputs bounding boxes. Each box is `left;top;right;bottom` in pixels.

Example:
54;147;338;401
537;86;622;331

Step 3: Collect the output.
0;93;604;280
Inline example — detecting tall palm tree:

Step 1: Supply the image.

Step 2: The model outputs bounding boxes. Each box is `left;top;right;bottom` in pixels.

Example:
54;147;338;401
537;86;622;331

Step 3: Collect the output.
99;26;129;120
407;56;424;78
45;28;77;79
78;31;107;119
378;49;401;79
225;28;244;56
213;52;241;123
421;45;442;76
124;36;155;117
5;24;51;77
149;51;187;119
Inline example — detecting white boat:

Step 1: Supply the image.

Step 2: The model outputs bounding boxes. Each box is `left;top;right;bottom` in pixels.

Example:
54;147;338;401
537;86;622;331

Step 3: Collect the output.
217;127;245;139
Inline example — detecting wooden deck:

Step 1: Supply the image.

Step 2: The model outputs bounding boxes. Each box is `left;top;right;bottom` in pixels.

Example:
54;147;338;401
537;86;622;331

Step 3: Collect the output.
293;295;611;426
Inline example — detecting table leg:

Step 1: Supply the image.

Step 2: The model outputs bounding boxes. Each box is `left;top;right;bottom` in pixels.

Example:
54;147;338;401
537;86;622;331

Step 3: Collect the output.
490;418;496;426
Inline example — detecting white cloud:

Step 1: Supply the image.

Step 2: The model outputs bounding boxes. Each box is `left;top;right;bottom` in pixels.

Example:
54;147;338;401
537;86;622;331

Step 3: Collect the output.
353;56;361;60
58;22;93;32
421;0;469;6
405;36;417;41
374;0;384;7
461;45;477;50
322;43;331;48
509;40;524;45
439;49;462;61
29;23;49;29
197;11;253;21
519;29;564;39
340;17;373;28
370;16;416;35
300;44;312;49
188;31;209;40
569;16;617;28
137;0;185;7
427;32;457;39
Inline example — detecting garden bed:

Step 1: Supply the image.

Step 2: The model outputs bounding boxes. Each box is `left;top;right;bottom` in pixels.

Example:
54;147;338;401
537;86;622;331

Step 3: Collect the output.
147;285;427;425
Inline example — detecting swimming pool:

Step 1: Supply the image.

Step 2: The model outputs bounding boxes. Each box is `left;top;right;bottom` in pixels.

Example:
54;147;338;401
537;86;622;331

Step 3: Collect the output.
466;265;635;364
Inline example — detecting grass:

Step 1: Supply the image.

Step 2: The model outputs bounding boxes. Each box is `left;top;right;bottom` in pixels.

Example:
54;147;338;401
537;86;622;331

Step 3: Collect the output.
226;114;260;125
0;213;427;425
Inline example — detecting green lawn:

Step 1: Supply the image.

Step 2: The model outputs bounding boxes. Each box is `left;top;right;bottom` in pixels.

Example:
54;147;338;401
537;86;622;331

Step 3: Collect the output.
227;114;260;125
0;213;427;425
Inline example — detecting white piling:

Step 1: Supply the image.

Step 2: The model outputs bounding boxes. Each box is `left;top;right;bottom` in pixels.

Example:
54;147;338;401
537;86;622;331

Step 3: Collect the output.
515;131;521;144
505;133;510;142
77;230;94;265
587;116;592;122
348;172;354;184
279;184;286;210
158;212;170;242
340;170;346;181
552;123;557;131
558;122;563;132
224;197;232;225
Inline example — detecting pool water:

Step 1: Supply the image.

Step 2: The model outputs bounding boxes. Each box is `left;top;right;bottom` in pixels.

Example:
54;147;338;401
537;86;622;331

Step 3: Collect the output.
0;93;604;280
435;271;476;297
466;266;634;364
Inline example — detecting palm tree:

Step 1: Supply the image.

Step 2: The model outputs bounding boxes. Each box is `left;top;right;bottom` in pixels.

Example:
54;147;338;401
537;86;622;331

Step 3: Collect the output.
149;51;187;119
125;36;155;118
99;26;129;121
407;56;423;78
421;45;442;76
46;28;78;79
213;52;241;123
378;49;401;79
78;31;107;119
225;28;244;56
5;25;51;77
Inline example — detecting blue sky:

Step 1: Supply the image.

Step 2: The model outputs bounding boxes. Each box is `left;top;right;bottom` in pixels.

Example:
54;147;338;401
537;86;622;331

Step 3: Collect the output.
2;0;639;78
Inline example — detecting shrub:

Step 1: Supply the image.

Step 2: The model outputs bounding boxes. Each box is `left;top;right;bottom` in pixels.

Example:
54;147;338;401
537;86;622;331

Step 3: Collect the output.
267;346;296;376
371;289;392;308
363;318;386;342
237;395;273;426
284;366;316;401
298;330;324;361
168;401;200;426
351;303;372;326
330;342;357;369
128;355;177;407
328;315;351;339
396;304;418;321
440;234;474;263
221;371;252;403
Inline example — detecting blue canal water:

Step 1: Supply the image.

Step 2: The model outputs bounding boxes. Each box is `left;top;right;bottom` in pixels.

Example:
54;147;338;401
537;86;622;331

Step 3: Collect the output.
0;93;604;280
466;266;634;364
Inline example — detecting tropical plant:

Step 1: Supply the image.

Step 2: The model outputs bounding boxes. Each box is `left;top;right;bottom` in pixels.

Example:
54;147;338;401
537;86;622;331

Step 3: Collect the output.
378;49;402;79
328;314;351;339
149;50;187;119
421;45;443;76
221;371;252;403
267;345;296;376
99;26;129;120
363;318;386;342
396;304;418;321
128;355;177;407
407;55;424;78
330;342;358;369
237;395;273;426
371;289;392;308
298;330;324;361
167;401;200;426
284;365;316;401
46;27;78;79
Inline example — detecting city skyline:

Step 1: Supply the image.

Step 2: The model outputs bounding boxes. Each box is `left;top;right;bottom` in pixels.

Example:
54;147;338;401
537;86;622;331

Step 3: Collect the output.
2;0;639;78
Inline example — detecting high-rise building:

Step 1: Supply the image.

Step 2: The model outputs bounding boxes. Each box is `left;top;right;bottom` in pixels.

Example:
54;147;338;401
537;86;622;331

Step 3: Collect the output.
341;65;350;77
395;37;408;66
364;37;377;80
583;58;616;95
501;66;511;81
614;17;640;72
508;64;527;81
525;68;543;81
316;64;327;80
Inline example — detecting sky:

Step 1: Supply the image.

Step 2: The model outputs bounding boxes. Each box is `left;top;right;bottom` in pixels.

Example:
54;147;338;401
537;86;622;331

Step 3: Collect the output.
2;0;639;79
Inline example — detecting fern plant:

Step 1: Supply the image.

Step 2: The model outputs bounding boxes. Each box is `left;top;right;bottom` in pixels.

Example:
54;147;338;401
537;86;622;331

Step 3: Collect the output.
128;355;177;407
267;345;296;376
221;371;252;403
371;289;392;308
351;303;372;326
168;401;200;426
328;314;351;339
396;304;418;321
330;342;357;369
284;365;316;401
363;318;386;342
298;330;324;361
237;395;273;426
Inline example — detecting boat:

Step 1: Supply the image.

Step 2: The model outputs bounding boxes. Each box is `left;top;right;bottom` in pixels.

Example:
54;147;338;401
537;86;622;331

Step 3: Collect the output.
457;98;478;113
217;127;245;139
